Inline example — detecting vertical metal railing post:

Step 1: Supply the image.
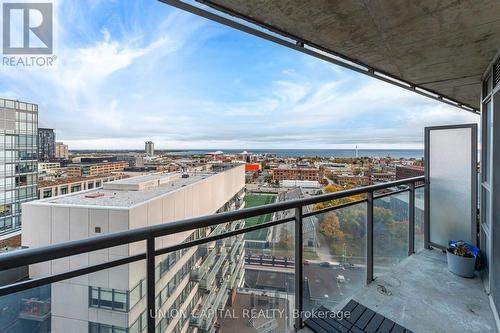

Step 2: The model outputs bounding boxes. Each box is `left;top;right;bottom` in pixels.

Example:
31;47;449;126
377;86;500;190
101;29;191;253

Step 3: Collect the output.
366;191;374;284
146;236;156;333
408;182;415;255
294;206;303;331
424;167;431;249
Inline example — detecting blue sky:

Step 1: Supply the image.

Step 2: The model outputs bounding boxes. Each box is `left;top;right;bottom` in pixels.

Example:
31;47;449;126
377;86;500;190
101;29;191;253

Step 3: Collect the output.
0;0;479;150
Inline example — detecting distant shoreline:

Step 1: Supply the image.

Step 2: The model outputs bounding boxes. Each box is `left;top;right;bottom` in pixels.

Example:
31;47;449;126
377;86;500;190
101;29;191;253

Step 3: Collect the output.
69;148;424;159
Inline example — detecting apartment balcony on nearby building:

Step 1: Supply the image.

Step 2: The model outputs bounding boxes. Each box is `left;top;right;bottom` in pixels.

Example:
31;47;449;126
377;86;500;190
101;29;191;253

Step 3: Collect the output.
19;298;51;321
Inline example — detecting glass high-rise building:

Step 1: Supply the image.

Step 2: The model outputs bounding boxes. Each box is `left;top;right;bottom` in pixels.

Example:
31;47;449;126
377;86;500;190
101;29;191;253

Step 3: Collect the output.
0;98;38;238
145;140;154;156
38;128;55;161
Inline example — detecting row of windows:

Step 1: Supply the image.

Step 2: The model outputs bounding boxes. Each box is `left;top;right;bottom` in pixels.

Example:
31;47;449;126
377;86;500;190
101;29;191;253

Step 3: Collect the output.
40;185;77;198
16;162;37;173
156;256;196;310
0;216;14;231
0;150;36;159
89;287;128;312
0;123;36;135
128;231;201;311
0;187;37;202
16;110;37;121
18;151;37;160
130;256;197;333
15;122;37;133
0;100;37;111
129;248;197;312
89;322;127;333
16;174;36;186
89;248;197;318
0;136;36;148
0;215;20;233
156;283;199;333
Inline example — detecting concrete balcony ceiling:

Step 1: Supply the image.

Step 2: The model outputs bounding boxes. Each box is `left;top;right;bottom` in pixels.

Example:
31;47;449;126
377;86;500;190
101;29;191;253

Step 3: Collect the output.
199;0;500;110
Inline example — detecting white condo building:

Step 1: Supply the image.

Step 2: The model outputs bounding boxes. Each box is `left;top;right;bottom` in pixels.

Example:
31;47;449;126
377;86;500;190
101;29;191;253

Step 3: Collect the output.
22;165;246;333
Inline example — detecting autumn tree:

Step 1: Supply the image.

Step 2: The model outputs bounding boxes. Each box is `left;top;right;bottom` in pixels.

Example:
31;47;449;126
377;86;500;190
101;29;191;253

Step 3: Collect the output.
319;212;344;241
314;184;365;210
278;228;294;250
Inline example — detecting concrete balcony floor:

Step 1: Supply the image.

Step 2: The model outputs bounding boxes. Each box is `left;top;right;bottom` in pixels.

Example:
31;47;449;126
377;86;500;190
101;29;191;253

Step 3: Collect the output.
301;249;497;333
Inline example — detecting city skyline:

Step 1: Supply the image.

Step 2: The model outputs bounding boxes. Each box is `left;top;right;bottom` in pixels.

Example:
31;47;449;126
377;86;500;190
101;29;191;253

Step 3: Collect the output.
0;0;479;150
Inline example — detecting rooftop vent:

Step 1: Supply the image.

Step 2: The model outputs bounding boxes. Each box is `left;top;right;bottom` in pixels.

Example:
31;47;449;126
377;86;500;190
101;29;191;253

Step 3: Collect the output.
85;192;105;198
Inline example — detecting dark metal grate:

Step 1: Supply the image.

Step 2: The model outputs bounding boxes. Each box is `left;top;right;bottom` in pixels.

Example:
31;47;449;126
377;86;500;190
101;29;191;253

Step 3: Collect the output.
304;300;414;333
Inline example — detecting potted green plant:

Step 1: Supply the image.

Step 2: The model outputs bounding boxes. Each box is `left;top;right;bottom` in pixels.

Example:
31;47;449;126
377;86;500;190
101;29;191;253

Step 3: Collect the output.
446;240;477;278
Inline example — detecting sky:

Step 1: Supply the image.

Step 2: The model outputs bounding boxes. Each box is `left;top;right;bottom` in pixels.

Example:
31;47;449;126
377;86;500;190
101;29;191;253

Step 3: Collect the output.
0;0;479;150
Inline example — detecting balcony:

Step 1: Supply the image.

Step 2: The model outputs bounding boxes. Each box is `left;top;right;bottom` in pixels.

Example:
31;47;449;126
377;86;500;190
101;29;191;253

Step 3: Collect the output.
0;176;496;333
327;249;496;333
191;246;218;281
191;280;229;331
18;298;50;321
191;287;217;328
200;248;227;289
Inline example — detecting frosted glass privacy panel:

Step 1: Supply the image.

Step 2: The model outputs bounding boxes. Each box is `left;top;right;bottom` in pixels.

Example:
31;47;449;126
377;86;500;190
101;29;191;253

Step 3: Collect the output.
427;126;476;248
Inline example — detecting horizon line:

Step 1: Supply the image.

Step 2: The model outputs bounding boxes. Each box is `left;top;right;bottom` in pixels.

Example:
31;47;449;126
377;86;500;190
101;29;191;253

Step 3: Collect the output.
67;148;425;151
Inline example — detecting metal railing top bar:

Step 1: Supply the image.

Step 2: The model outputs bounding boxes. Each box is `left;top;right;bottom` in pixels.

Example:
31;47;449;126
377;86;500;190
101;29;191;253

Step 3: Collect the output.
302;198;368;218
373;187;410;199
0;176;423;272
0;253;146;297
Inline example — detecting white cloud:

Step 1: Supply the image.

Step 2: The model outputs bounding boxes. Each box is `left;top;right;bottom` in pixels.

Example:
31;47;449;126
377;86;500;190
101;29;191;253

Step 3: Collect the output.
0;1;479;150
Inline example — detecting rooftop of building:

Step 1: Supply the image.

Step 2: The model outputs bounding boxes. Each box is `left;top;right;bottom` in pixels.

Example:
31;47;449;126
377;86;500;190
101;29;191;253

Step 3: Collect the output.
38;174;123;188
396;165;425;171
31;171;221;208
274;165;318;170
67;161;128;167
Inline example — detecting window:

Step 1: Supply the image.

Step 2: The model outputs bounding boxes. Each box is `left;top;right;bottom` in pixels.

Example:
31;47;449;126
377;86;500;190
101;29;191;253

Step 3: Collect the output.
90;287;99;307
0;205;11;217
129;282;142;309
16;175;28;186
42;189;52;198
99;288;113;309
71;184;82;192
89;322;127;333
89;287;128;312
60;187;68;195
113;290;127;311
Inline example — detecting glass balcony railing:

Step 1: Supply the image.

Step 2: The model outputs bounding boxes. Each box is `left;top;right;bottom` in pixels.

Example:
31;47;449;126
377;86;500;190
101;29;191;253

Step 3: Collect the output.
200;248;227;289
303;201;367;312
190;246;218;281
0;176;424;333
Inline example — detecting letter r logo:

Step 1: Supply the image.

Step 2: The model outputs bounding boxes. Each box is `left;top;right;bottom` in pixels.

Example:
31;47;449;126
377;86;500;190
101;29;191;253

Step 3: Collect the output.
3;3;53;54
